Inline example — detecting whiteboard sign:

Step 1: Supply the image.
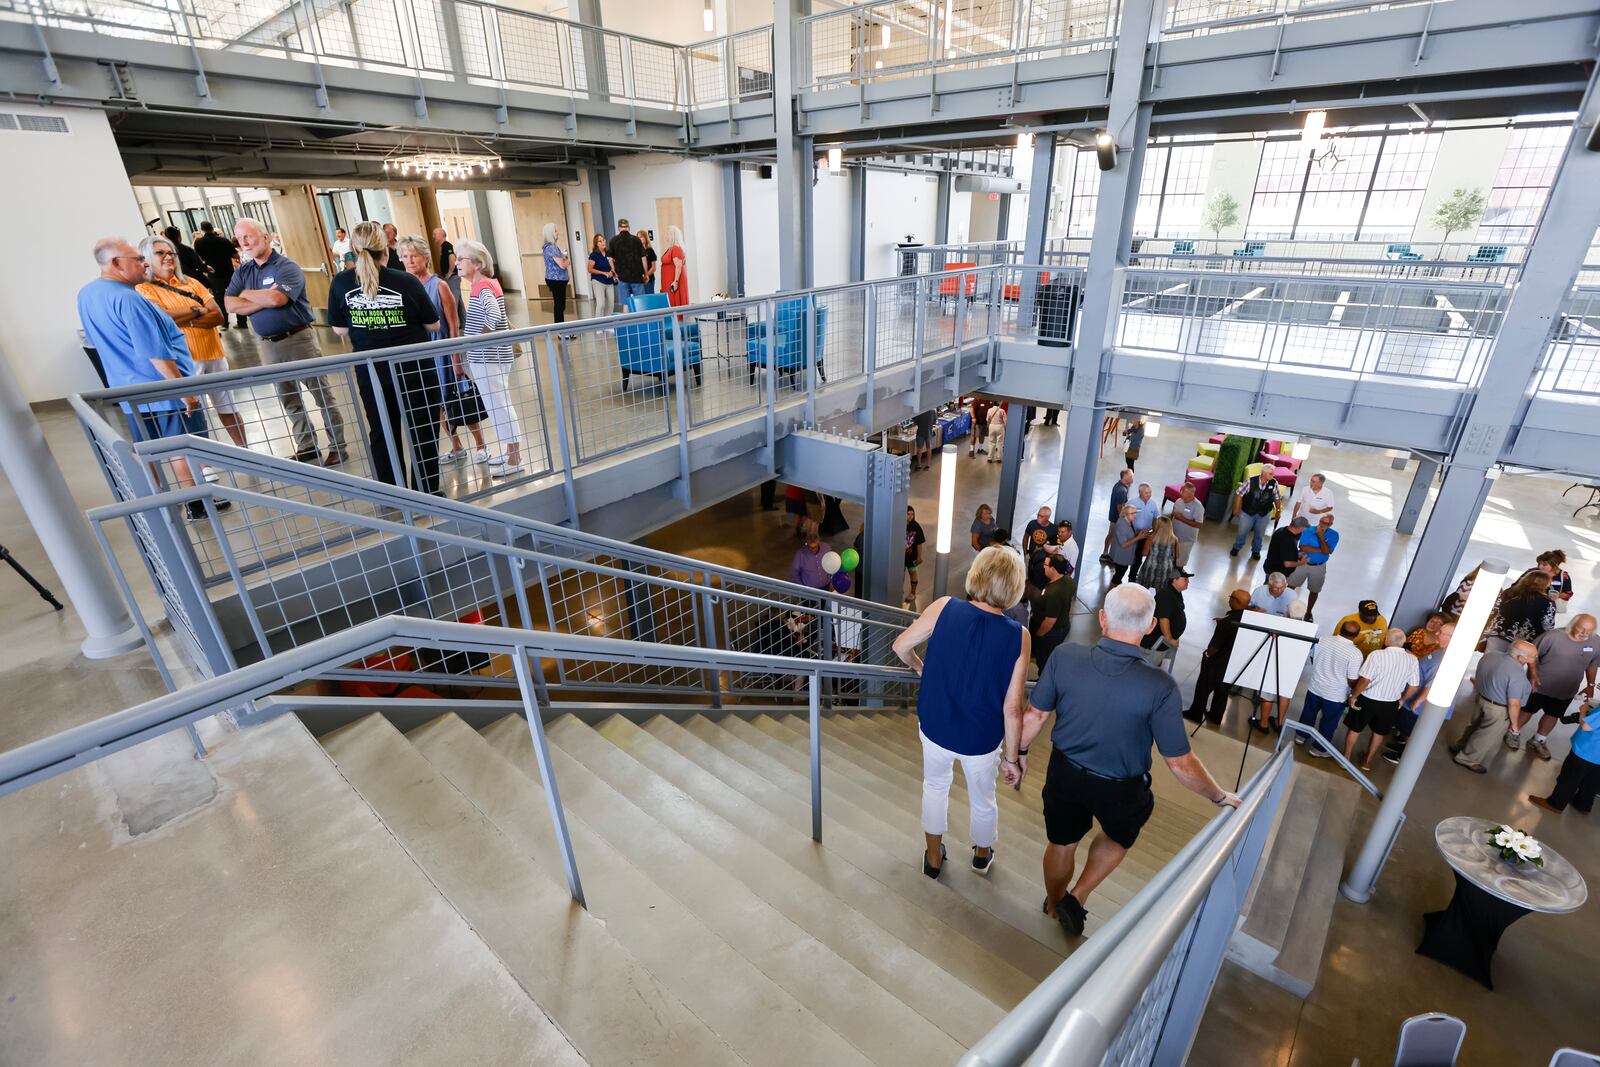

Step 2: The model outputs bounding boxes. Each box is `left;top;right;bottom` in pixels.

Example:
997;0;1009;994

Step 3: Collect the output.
1225;610;1319;696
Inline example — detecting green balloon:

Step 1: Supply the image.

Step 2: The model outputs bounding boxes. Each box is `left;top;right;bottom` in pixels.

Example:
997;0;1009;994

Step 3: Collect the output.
840;548;860;572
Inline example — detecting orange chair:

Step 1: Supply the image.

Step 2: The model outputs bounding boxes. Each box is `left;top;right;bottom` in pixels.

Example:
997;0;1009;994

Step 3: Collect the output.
1003;271;1049;302
938;262;977;311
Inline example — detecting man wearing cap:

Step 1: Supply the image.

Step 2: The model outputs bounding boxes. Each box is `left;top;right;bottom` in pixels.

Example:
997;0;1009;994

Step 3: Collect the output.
609;219;647;308
1141;568;1190;669
1262;515;1307;584
1285;513;1339;621
1339;601;1388;656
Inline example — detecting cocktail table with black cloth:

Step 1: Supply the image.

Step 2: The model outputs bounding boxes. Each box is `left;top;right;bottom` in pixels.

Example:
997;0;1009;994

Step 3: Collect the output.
1416;816;1587;989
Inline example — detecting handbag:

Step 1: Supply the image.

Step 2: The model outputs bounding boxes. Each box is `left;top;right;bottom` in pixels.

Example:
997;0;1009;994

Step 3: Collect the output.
443;374;487;431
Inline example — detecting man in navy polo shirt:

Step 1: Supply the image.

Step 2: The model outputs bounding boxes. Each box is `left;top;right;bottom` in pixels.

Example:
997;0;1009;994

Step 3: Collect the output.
1003;584;1240;936
225;218;347;466
77;236;223;520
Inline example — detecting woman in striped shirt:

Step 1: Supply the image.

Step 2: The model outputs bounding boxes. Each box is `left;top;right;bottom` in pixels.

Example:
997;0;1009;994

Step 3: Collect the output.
455;239;523;478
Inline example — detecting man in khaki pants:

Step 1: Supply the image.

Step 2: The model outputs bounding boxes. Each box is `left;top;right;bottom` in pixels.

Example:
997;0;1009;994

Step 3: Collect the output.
225;218;347;465
1451;640;1536;773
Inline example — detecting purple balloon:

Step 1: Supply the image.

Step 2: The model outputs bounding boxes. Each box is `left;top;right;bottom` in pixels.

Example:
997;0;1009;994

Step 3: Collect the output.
831;571;852;593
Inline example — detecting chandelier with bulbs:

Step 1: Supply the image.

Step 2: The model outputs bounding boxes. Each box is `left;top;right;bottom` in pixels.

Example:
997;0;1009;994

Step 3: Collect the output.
382;152;505;180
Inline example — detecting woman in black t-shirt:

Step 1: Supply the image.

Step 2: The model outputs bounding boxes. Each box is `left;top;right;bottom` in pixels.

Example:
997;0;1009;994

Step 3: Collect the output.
327;221;444;494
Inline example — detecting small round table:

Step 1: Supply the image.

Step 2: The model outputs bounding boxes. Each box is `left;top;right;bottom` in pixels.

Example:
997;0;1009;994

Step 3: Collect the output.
1416;816;1587;989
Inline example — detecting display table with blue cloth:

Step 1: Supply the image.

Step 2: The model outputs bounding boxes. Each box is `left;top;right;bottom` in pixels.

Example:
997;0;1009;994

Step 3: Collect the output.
619;293;701;390
938;410;972;440
1417;816;1587;990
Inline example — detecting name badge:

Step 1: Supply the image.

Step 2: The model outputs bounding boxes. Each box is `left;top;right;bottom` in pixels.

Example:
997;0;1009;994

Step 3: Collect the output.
262;276;275;286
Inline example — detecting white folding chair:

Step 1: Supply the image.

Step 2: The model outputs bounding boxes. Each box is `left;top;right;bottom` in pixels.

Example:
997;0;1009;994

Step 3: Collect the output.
1549;1050;1600;1067
1393;1013;1466;1067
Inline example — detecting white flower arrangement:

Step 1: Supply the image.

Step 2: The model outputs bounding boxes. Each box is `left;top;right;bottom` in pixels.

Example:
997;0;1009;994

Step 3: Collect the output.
1487;825;1545;868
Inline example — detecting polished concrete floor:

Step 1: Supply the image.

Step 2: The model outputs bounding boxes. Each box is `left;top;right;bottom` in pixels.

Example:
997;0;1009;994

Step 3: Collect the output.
644;416;1600;1066
4;333;1599;1062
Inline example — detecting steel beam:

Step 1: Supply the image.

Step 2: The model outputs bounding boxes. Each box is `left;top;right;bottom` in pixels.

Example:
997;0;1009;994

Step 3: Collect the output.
996;399;1028;534
773;0;812;291
934;170;952;245
1396;457;1439;536
861;449;911;609
1391;87;1600;628
848;165;867;283
722;161;745;296
588;158;616;239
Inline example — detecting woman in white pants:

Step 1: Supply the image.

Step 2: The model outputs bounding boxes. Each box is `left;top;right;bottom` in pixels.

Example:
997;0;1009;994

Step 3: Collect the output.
455;239;523;477
892;546;1031;878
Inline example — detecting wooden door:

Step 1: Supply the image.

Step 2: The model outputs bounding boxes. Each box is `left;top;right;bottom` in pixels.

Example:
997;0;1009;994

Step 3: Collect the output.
442;205;476;242
269;185;333;308
511;188;568;297
654;196;684;247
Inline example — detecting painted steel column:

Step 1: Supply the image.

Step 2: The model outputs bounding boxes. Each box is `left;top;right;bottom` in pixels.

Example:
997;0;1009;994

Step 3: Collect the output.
861;449;910;609
467;189;502;269
995;399;1028;533
571;0;608;102
773;0;812;291
934;170;952;245
1391;98;1600;628
995;194;1012;242
437;0;468;81
0;349;141;658
1058;104;1154;567
1015;132;1057;326
587;158;615;240
848;165;867;283
722;161;745;297
1396;457;1439;536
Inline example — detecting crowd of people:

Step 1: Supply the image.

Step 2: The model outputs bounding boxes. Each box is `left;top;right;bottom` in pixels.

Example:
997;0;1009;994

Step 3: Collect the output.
572;219;689;321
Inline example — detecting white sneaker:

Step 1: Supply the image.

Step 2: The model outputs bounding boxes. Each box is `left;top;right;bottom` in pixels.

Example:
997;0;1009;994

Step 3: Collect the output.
200;466;222;483
474;449;491;464
490;463;525;478
487;454;507;467
439;448;464;463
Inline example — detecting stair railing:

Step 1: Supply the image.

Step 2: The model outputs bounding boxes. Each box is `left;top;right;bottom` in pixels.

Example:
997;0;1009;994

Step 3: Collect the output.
959;743;1295;1067
0;614;918;908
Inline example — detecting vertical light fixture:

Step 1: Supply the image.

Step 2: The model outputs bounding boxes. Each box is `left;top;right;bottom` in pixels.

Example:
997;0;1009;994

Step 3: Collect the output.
1291;441;1311;460
1341;558;1510;904
932;443;957;597
1143;418;1160;439
827;147;842;173
880;22;890;48
1302;109;1327;155
703;0;714;32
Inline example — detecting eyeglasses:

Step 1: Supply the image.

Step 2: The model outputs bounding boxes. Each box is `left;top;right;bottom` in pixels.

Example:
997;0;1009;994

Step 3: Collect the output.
113;255;147;264
153;250;177;258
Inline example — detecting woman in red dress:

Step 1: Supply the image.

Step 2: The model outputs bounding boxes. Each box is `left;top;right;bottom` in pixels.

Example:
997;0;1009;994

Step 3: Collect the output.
661;224;690;308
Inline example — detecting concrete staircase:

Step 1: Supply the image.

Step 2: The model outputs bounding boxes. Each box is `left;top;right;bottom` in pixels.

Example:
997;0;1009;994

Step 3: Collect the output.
1225;762;1362;998
314;708;1231;1064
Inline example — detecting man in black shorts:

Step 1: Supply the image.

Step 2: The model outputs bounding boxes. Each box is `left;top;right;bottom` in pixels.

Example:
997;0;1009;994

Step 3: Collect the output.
1004;584;1241;936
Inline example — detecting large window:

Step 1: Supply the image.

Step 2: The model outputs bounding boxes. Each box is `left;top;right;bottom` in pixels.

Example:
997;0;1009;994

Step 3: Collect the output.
1478;126;1569;245
1246;128;1440;242
1051;147;1102;239
1133;142;1213;238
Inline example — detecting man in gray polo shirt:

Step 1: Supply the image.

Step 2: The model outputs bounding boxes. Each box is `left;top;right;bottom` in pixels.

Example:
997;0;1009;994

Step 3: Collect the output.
1450;640;1535;773
225;218;347;465
1170;482;1204;567
1003;584;1240;937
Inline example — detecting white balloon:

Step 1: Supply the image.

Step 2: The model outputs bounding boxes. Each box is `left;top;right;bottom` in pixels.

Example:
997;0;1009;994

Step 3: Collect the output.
821;551;842;575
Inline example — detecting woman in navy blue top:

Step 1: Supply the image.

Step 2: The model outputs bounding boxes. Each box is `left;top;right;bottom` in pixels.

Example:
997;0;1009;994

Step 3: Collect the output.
892;545;1030;879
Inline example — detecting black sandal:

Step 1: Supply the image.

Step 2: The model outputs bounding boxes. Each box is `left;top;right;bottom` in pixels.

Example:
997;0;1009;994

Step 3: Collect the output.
922;843;947;880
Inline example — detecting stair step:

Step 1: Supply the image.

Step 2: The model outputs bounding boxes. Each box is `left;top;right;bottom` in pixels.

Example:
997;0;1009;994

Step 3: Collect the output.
542;714;970;1063
601;713;1035;1011
318;714;738;1067
670;714;1066;982
497;714;965;1066
710;714;1088;944
409;713;863;1067
1237;768;1329;951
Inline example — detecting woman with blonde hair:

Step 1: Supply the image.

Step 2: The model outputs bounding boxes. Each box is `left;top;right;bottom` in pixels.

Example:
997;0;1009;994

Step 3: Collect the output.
398;234;486;466
541;222;571;324
455;238;523;478
893;545;1030;879
1136;515;1178;591
326;220;443;494
660;224;689;308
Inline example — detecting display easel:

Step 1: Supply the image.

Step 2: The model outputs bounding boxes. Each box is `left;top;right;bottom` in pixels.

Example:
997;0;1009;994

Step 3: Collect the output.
0;543;64;613
1191;615;1318;790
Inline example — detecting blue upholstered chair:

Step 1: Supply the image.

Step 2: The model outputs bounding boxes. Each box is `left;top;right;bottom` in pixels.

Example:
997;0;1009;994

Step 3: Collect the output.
1232;240;1266;258
1467;244;1508;264
617;293;702;391
1171;240;1195;256
746;295;827;385
1385;243;1423;261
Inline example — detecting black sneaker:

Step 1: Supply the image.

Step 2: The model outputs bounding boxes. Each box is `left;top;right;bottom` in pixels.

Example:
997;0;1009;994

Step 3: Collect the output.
1053;892;1088;937
1382;743;1405;765
922;843;946;880
185;499;232;521
1250;552;1261;561
971;847;994;877
1230;546;1241;557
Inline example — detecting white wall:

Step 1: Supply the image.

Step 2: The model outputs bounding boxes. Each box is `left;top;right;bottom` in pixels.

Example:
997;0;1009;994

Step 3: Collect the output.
739;166;779;295
1200;140;1261;248
3;106;146;402
947;189;973;243
485;190;526;292
812;167;852;287
607;154;727;301
966;192;1002;242
864;170;940;279
1412;126;1510;243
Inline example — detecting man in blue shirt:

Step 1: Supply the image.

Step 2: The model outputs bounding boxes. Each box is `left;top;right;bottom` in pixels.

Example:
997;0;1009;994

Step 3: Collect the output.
1129;482;1159;578
225;218;347;466
1099;468;1134;564
77;237;216;515
1285;512;1339;621
1249;572;1295;616
1003;584;1240;936
1530;701;1600;814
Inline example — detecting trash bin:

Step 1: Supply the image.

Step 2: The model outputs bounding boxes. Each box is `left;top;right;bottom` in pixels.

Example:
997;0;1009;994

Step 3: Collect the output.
1035;278;1081;348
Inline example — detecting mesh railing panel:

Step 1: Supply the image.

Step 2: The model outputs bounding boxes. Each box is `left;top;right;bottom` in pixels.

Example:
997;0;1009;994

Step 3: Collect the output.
1539;288;1600;396
1163;0;1440;35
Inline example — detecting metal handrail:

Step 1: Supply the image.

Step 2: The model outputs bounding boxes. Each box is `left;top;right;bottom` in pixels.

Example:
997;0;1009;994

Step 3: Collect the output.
128;434;917;628
1275;718;1382;798
958;743;1292;1066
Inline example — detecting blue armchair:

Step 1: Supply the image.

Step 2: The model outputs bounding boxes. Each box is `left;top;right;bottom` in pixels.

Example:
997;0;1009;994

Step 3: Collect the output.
1171;240;1195;256
617;293;701;391
1232;240;1266;258
1385;243;1423;261
747;296;827;385
1467;244;1507;264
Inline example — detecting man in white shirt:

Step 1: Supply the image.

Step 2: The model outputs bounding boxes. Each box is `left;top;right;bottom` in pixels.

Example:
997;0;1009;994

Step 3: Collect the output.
1297;617;1365;756
1342;628;1419;769
1249;572;1295;616
330;226;350;259
1291;473;1335;522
